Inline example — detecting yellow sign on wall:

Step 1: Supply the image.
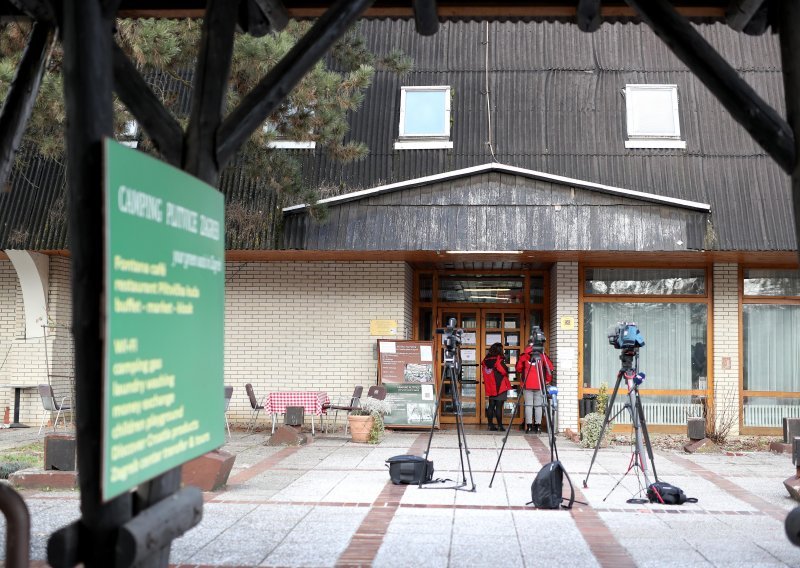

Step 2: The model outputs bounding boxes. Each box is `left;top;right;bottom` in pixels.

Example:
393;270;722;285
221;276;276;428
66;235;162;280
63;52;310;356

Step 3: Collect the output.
370;319;398;336
560;316;575;330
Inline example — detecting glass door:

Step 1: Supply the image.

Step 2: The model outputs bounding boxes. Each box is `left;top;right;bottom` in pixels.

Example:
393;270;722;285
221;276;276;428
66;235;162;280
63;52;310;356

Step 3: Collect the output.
437;310;480;424
437;308;525;425
483;310;524;425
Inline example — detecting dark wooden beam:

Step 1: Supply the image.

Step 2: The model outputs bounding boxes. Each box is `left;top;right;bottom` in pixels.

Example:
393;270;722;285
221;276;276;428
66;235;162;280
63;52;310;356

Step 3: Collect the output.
217;0;375;168
413;0;439;36
779;0;800;259
55;1;133;564
257;0;289;30
238;0;271;37
112;42;184;166
626;0;795;174
236;0;289;37
183;0;238;185
725;0;766;31
577;0;602;32
8;0;54;22
0;21;52;193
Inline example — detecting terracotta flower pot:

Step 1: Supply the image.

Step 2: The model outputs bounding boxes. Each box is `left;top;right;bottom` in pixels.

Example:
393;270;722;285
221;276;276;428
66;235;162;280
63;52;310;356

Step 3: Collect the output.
348;414;374;443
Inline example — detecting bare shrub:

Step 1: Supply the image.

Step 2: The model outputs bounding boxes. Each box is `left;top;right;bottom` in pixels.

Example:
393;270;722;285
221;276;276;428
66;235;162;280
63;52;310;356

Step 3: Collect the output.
704;387;738;445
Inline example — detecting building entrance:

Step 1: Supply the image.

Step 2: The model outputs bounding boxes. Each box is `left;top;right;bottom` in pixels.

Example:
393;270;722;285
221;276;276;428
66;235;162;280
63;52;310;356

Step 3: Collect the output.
436;308;527;425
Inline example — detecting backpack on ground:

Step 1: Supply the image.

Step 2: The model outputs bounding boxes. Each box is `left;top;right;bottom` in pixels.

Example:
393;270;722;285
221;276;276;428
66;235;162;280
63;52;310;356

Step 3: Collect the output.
527;460;576;509
647;481;698;505
385;455;434;485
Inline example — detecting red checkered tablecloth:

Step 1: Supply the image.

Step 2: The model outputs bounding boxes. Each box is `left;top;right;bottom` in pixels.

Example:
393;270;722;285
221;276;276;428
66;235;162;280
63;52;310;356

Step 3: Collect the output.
264;391;329;416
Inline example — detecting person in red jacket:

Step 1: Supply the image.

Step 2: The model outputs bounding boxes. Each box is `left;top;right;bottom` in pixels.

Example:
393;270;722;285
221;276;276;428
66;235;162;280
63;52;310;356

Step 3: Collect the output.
515;336;554;434
482;342;511;431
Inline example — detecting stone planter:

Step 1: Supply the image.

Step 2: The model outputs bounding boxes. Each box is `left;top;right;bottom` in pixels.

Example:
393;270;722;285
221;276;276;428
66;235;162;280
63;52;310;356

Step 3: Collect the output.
348;414;374;443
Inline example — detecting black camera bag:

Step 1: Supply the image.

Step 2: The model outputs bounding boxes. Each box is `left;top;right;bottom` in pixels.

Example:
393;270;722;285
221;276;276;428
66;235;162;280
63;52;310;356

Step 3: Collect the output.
528;460;575;509
647;481;698;505
386;455;434;485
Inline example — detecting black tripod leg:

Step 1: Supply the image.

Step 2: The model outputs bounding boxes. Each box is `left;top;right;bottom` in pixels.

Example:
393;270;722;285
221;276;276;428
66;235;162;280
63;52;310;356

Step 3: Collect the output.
635;391;658;482
489;399;518;488
583;372;623;488
421;364;450;488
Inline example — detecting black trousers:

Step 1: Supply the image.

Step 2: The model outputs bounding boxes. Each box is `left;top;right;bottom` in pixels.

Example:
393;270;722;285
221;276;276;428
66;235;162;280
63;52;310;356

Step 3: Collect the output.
487;398;504;424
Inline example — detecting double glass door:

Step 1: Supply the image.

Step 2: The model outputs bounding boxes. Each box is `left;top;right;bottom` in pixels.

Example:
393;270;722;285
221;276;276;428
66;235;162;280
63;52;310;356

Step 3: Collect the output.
437;308;524;425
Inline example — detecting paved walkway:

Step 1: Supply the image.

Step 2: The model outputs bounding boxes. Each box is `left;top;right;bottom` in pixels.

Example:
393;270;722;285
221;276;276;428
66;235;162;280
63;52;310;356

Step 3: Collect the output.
4;426;800;567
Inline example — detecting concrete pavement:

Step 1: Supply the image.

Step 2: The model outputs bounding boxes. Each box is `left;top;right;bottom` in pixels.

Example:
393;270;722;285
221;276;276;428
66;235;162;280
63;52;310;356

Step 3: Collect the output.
3;426;800;567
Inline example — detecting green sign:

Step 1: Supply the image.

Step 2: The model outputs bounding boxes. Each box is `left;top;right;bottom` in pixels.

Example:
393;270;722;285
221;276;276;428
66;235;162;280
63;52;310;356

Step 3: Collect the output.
103;140;225;501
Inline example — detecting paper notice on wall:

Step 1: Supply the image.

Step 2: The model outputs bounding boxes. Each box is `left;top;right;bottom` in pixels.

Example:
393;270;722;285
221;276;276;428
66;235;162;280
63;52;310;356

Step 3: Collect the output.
421;384;434;400
420;345;432;362
379;341;396;354
461;349;477;362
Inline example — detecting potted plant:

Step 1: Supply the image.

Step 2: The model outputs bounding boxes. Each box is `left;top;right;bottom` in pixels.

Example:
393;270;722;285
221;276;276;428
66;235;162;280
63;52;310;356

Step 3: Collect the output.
348;397;392;443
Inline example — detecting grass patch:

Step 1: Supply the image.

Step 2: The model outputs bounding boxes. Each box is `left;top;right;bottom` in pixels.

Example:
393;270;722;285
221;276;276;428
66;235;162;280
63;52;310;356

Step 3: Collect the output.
0;442;44;478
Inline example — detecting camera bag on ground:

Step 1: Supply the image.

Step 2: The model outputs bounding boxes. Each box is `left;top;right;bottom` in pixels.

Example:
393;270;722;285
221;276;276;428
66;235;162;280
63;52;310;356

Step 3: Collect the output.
647;481;698;505
527;460;576;509
386;455;434;485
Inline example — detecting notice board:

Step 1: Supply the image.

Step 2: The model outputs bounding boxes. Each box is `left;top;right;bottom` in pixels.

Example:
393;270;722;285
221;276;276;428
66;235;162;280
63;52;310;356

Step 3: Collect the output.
102;139;225;501
378;340;436;428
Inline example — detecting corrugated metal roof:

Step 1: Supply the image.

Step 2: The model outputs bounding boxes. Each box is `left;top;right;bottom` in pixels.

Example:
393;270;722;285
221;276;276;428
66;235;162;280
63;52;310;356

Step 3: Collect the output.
293;19;792;252
0;19;793;252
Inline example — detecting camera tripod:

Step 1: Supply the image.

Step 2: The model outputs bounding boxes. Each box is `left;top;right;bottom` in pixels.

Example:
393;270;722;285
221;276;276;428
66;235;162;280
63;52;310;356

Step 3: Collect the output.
582;348;659;503
421;345;476;492
583;348;658;503
490;350;557;487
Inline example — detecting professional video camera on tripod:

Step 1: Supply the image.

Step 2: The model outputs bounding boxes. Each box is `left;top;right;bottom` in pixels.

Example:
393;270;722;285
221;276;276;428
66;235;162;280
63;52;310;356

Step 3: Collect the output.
582;322;659;503
420;317;476;492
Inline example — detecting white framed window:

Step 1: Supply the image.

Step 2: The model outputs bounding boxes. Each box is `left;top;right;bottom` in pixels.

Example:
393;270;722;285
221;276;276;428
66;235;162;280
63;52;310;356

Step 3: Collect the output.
263;106;316;150
395;86;453;150
624;84;686;149
119;119;139;149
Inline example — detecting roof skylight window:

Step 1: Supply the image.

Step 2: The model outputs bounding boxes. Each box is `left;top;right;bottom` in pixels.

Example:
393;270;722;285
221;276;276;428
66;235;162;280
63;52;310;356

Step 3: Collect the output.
395;86;453;150
624;84;686;149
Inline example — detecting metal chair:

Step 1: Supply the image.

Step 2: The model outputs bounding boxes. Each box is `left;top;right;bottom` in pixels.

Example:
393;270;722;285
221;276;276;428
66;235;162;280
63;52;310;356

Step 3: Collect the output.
324;385;363;434
37;384;71;435
224;385;233;439
245;383;265;432
367;385;387;400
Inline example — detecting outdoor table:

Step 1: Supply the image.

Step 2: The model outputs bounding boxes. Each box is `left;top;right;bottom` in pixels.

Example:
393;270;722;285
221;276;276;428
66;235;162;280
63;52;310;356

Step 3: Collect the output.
263;391;329;435
0;384;38;428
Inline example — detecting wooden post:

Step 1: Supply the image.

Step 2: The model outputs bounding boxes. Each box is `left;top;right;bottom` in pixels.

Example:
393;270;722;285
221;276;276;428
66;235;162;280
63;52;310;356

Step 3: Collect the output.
626;0;795;174
0;21;52;192
57;0;132;565
779;0;800;259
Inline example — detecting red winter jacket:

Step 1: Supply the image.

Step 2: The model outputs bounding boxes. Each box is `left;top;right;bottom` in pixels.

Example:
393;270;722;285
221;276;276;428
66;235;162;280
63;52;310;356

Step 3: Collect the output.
515;346;554;390
482;355;511;397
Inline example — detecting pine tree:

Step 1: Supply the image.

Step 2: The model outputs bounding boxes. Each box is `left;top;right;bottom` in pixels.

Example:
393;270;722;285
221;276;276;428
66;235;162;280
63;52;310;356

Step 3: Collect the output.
0;19;412;230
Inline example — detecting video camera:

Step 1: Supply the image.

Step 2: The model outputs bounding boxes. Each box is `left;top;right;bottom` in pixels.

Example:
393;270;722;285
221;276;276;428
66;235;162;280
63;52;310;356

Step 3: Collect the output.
436;317;463;362
529;326;546;352
607;322;645;350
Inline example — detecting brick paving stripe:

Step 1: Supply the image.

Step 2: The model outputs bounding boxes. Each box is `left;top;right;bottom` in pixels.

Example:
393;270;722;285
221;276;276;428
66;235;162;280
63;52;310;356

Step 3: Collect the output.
661;452;788;522
526;436;637;568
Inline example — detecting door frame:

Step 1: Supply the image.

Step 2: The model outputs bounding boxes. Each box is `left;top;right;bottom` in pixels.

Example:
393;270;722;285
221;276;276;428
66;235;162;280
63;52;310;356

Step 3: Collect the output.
413;269;550;426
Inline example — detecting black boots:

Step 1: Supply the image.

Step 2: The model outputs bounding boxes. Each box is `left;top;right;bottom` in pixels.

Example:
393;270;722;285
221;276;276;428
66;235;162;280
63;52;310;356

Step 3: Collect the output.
488;421;498;431
525;424;533;434
534;423;541;434
497;423;505;432
524;423;541;434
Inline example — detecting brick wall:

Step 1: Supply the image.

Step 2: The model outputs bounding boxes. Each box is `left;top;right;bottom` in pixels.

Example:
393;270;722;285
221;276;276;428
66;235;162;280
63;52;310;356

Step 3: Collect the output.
224;261;413;424
712;263;740;436
550;262;579;432
0;256;73;428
